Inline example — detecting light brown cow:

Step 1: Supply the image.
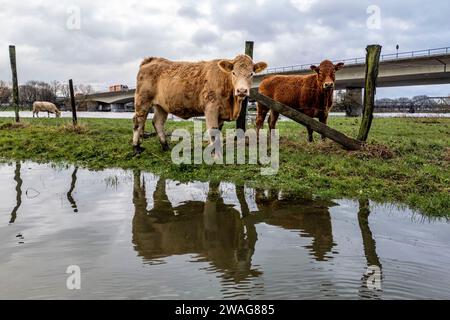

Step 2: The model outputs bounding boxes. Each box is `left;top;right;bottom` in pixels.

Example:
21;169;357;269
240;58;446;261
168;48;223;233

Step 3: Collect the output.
32;101;61;118
132;55;268;154
256;60;344;142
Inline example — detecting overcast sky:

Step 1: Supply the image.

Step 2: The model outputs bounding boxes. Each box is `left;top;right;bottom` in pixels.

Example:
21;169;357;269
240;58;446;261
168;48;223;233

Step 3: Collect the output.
1;0;449;97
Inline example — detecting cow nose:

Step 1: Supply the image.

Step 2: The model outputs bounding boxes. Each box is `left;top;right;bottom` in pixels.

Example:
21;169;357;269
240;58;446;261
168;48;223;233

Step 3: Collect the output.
236;88;248;97
324;82;334;89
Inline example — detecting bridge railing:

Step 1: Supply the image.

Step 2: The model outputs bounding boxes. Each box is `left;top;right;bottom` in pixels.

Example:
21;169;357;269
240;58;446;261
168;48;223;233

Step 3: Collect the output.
264;46;450;75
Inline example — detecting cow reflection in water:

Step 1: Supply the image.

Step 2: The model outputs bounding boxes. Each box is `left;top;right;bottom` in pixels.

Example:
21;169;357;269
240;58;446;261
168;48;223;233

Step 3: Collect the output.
132;171;260;283
132;171;337;284
251;190;336;261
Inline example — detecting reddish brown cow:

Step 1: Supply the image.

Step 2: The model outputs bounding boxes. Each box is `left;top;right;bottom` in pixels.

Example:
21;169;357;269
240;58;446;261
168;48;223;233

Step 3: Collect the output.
256;60;344;142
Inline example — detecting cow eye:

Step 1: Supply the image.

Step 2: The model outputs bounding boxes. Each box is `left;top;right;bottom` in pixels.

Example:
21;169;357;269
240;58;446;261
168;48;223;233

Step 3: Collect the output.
232;71;236;76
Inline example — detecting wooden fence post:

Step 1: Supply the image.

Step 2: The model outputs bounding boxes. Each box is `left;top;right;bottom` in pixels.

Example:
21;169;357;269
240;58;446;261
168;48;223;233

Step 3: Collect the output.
69;79;77;126
357;45;382;142
9;45;20;123
236;41;254;132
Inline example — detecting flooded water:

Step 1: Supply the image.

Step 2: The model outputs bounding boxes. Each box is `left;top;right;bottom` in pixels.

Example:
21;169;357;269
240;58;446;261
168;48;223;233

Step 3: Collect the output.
0;111;449;119
1;161;449;300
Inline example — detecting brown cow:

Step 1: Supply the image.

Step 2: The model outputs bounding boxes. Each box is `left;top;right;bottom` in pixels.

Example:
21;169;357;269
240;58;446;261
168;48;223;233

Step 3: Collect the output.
132;55;268;155
256;60;344;142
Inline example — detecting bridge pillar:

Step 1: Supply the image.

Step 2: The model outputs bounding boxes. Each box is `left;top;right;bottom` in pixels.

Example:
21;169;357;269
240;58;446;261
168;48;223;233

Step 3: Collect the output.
343;87;363;117
111;103;125;112
86;101;99;112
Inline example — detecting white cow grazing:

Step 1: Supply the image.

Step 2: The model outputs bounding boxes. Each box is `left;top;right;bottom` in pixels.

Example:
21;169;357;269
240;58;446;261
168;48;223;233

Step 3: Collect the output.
32;101;61;118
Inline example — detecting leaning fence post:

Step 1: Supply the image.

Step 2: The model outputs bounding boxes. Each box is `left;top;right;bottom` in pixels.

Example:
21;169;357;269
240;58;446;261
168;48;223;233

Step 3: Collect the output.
9;45;20;123
357;44;382;142
69;79;77;126
236;41;254;133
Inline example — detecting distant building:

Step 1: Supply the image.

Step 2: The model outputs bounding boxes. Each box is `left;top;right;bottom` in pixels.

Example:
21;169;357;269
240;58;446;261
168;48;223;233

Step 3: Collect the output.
109;84;129;92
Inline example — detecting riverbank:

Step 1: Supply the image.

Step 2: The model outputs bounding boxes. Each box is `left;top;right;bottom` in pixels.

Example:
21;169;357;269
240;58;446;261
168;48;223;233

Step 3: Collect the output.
1;110;450;119
0;117;448;216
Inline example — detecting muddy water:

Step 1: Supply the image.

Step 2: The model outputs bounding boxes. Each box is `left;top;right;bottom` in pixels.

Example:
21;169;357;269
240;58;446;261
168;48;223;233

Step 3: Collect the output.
0;162;449;300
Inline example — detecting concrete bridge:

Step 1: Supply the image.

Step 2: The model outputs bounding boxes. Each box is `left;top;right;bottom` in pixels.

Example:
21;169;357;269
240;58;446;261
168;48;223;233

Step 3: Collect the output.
254;46;450;88
78;90;135;111
83;46;450;113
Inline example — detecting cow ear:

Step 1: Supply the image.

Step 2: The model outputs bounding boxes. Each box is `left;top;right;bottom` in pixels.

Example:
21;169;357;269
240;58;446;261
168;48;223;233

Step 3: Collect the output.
218;60;234;73
310;65;320;73
335;62;345;71
253;61;268;73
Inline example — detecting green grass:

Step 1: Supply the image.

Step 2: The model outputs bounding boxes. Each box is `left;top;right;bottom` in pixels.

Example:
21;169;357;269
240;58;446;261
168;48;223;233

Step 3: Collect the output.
0;116;449;217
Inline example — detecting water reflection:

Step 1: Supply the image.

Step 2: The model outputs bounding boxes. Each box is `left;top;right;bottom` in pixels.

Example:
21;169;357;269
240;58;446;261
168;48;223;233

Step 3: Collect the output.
6;164;381;280
9;162;22;224
358;199;383;299
2;162;450;299
132;171;260;283
67;167;79;213
131;171;345;286
251;191;336;261
358;199;381;268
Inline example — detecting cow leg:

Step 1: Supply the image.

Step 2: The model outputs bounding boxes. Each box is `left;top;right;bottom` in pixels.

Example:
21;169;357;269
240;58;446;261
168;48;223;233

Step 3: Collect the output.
255;102;269;138
140;107;156;140
205;104;221;159
318;112;328;140
267;110;279;145
48;112;50;118
152;105;169;151
307;126;314;143
132;102;151;155
218;120;224;132
268;110;279;131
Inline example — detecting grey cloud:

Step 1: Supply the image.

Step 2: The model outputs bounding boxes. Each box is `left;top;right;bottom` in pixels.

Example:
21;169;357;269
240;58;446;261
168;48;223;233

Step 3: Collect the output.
178;5;204;20
0;0;449;97
191;29;219;47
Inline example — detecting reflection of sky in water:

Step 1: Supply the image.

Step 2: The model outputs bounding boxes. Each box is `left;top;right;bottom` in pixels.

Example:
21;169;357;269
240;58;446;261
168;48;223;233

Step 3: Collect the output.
0;162;449;300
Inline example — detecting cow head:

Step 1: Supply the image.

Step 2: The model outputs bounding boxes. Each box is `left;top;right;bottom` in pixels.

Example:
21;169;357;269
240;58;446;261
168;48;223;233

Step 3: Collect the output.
55;109;61;118
218;55;268;98
310;60;344;91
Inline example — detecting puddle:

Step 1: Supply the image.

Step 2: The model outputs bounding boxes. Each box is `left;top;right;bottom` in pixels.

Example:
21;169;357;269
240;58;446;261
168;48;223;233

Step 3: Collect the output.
0;161;449;299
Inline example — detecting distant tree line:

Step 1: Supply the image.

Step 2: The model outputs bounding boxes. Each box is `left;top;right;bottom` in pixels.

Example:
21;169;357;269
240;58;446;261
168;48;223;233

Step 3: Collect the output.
334;91;450;115
0;80;94;108
375;95;446;108
0;81;12;104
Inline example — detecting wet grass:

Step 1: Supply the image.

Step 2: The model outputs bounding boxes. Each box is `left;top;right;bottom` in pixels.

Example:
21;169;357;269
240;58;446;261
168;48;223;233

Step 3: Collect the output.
0;116;449;217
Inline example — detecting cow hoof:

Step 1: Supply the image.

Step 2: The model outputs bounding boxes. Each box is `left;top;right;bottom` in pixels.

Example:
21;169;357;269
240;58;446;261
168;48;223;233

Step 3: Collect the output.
161;143;170;152
133;145;145;156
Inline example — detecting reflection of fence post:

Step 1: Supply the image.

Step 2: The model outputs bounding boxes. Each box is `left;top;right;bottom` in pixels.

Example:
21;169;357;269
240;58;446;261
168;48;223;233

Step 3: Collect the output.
9;162;23;224
236;41;254;134
9;45;20;123
357;199;381;268
67;167;79;213
69;79;77;126
357;45;382;142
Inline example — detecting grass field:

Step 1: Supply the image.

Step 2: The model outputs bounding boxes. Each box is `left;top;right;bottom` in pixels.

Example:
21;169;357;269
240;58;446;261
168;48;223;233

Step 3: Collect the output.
0;116;449;216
